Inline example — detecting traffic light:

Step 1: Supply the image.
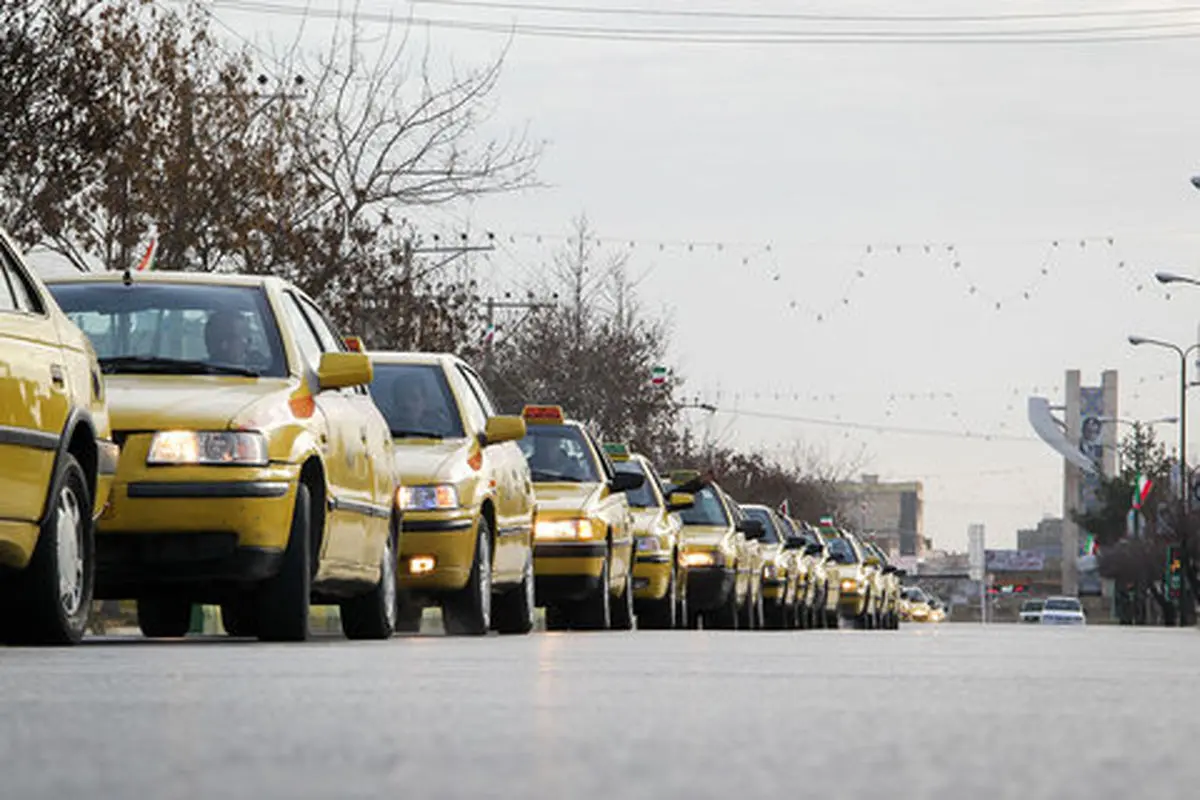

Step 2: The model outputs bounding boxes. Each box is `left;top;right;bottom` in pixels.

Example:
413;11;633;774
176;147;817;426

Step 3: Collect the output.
1165;545;1183;600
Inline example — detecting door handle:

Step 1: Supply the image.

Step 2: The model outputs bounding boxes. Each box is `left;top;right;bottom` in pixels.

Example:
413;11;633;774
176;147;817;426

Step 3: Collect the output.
50;364;65;387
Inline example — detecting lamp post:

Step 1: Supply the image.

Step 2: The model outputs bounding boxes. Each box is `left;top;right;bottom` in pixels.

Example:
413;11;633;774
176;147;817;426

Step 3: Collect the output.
1127;336;1197;510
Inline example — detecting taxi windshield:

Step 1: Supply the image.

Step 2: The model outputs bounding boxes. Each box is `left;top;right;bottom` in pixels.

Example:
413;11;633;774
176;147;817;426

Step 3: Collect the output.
49;282;286;378
677;485;729;527
741;507;781;544
369;363;465;439
518;424;601;483
827;537;860;564
615;460;659;508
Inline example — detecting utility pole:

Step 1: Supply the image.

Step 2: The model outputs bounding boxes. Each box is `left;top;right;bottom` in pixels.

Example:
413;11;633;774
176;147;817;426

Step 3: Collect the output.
480;294;557;373
401;233;497;281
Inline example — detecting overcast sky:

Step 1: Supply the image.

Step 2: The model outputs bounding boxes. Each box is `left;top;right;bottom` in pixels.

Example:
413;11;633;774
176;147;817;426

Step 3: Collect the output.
204;0;1200;550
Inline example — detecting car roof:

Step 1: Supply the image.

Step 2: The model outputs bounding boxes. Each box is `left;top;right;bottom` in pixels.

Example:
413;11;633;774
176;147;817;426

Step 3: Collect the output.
44;270;286;290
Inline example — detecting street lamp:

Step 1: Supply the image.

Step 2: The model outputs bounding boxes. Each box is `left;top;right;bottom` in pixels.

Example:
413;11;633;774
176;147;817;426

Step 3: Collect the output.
1155;271;1200;288
1127;335;1200;511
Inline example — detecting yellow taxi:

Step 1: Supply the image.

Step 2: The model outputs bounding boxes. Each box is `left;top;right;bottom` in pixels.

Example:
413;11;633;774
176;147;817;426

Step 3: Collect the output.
739;503;800;630
818;521;881;628
778;517;832;629
517;406;639;631
863;540;902;630
603;443;693;629
899;586;932;623
368;351;535;635
46;271;399;642
665;470;763;630
0;231;119;644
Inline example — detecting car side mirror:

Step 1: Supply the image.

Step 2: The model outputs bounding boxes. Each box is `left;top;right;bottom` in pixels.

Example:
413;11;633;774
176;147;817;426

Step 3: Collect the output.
783;538;805;550
666;492;694;512
482;415;526;446
896;568;908;577
317;352;373;390
882;565;897;574
736;518;765;540
610;471;644;493
803;543;824;557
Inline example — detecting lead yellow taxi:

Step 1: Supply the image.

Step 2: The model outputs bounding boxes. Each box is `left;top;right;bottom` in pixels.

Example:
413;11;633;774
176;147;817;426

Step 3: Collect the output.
518;406;640;631
368;351;535;635
604;444;693;629
47;271;400;642
666;470;763;630
0;229;118;644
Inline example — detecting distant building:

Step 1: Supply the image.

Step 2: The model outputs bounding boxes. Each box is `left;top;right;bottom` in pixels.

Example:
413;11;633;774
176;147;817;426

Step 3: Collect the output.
835;474;925;558
1017;516;1064;559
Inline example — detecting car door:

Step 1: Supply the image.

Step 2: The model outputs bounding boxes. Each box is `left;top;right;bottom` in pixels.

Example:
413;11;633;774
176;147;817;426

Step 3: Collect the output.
277;291;365;572
452;363;531;581
0;240;69;527
582;428;632;588
293;294;391;570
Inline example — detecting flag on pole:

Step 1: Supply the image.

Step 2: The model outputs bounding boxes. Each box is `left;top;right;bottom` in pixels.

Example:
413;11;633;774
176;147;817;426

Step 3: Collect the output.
778;498;790;518
650;366;667;387
482;323;497;345
1132;474;1153;510
135;238;157;271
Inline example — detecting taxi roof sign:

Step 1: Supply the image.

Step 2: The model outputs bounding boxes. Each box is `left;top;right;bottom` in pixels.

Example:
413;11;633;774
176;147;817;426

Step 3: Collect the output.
522;404;565;424
602;442;631;460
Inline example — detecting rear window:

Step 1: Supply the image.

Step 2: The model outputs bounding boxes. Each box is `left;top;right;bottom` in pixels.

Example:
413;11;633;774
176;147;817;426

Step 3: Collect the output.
369;363;465;439
518;424;601;483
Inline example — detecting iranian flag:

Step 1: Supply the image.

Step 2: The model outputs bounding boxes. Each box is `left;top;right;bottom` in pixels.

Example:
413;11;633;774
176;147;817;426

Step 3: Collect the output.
1132;474;1153;510
650;366;667;387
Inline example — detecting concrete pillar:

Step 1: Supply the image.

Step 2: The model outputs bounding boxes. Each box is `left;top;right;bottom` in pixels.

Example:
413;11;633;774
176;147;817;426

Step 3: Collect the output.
1062;370;1081;596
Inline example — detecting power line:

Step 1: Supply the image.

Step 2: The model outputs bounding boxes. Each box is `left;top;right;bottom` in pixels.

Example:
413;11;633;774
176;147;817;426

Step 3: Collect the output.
209;1;1200;44
411;0;1200;25
712;406;1040;443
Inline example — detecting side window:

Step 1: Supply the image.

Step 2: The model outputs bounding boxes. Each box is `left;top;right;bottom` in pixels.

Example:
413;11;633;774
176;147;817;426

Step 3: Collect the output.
0;260;17;312
584;430;615;481
296;296;345;354
0;244;42;313
451;369;489;431
281;293;324;370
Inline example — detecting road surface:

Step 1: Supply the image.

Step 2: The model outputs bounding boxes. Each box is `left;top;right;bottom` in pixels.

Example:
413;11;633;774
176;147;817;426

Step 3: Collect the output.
1;624;1196;799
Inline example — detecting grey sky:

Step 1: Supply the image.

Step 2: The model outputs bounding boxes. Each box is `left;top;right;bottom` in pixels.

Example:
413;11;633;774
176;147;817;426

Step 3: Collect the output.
205;0;1200;550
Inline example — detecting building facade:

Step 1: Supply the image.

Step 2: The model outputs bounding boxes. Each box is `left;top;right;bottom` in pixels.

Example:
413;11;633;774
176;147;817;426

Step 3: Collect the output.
835;474;925;559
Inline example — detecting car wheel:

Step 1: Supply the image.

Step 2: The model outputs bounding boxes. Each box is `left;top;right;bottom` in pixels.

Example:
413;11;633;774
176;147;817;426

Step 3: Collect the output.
221;594;258;637
6;454;95;645
639;565;677;630
256;482;313;642
492;547;535;635
137;596;193;638
572;553;611;631
340;525;399;640
545;603;570;631
611;558;635;631
710;579;739;630
443;518;492;636
394;594;423;634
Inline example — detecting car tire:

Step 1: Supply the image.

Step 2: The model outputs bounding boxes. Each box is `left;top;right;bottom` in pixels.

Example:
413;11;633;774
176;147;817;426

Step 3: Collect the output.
545;603;570;631
394;595;423;634
340;526;399;640
256;482;313;642
5;454;95;645
443;518;492;636
709;579;739;630
611;558;635;632
639;565;677;630
221;594;258;637
572;553;611;631
492;547;535;635
137;596;193;638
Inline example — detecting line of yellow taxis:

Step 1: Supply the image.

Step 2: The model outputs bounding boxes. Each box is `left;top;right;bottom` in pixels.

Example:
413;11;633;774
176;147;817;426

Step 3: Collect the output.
0;232;913;643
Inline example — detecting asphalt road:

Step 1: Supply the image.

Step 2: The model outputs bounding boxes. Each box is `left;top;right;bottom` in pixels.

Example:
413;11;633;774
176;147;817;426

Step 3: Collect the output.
2;624;1197;800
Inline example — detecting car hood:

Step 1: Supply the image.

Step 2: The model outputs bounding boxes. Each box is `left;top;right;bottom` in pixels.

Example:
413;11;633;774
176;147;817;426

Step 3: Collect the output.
390;437;473;483
534;482;605;515
106;375;296;431
679;524;732;548
629;507;662;536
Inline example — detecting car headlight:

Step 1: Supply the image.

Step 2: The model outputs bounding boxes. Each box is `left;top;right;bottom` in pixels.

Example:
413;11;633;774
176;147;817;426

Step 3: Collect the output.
840;578;859;594
535;518;595;540
397;484;460;511
635;537;659;552
147;431;268;466
682;551;720;568
763;564;780;580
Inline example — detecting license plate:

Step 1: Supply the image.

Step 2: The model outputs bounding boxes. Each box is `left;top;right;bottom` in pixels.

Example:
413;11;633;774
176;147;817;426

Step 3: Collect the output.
632;578;650;590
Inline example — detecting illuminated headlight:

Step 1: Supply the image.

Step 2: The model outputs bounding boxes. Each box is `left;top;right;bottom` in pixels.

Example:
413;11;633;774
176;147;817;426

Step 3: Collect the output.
147;431;268;466
841;578;859;594
535;519;594;540
635;537;659;552
763;564;780;580
682;551;720;568
398;484;459;511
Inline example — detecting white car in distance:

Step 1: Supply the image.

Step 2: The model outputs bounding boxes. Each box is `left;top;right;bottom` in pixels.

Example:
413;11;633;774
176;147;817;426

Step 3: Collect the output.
1039;596;1086;626
1019;598;1045;624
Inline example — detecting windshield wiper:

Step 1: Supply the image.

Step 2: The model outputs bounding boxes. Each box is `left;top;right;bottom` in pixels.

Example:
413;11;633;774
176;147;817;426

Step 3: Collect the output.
531;470;584;483
98;355;259;377
391;430;446;439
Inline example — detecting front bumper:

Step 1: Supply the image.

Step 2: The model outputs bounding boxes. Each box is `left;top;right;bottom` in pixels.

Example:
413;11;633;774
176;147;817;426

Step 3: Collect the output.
633;552;673;601
399;511;478;593
534;541;606;603
686;566;736;611
762;576;787;601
